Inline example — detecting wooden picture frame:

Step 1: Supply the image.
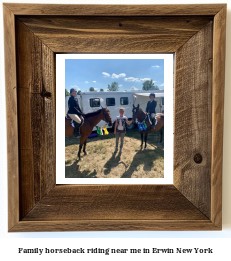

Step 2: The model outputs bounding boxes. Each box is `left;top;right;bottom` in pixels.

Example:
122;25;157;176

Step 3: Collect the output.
4;4;226;232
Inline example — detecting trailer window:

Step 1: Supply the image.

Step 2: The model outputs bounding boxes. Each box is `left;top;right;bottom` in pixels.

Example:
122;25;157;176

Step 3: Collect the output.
120;97;128;105
162;97;164;105
90;98;100;107
106;98;115;106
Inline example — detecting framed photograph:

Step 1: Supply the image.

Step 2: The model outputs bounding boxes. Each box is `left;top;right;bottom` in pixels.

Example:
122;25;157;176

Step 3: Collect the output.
57;53;173;184
4;3;226;231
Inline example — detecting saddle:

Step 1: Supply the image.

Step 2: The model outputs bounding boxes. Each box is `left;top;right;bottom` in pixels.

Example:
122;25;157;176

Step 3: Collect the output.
65;115;75;128
147;113;164;125
65;114;85;128
155;113;164;122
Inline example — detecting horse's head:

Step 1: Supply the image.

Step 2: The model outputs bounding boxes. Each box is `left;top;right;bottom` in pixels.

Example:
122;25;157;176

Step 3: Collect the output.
102;106;113;126
132;104;140;121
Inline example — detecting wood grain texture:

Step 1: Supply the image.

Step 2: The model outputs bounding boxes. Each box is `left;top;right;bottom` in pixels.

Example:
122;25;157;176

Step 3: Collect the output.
16;20;38;217
18;16;213;35
18;16;213;53
11;220;219;232
211;6;226;228
40;45;56;198
11;185;219;231
174;22;213;219
3;4;19;231
16;19;56;218
4;3;225;16
14;185;218;231
22;185;207;221
4;3;226;231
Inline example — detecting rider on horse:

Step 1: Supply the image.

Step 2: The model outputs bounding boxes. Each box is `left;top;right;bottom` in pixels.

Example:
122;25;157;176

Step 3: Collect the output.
146;93;157;129
67;88;84;129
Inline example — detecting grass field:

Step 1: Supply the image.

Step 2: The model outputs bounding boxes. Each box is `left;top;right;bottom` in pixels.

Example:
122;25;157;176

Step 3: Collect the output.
65;127;164;178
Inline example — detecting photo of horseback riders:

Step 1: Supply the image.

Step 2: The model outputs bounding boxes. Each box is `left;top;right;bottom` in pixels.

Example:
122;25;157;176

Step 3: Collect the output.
67;88;84;129
57;53;173;182
133;93;164;150
146;93;158;130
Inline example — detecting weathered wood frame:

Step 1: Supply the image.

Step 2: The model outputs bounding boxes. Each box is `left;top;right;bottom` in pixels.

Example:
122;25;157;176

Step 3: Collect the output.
4;4;226;232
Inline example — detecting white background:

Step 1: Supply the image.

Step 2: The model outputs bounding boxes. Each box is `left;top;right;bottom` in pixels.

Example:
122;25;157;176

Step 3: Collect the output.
0;0;231;260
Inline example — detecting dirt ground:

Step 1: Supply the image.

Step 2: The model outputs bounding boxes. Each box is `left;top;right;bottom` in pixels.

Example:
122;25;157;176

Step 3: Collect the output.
65;127;164;179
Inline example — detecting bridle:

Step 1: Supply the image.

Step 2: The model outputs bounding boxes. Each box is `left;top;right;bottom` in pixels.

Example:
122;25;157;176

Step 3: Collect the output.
133;107;146;122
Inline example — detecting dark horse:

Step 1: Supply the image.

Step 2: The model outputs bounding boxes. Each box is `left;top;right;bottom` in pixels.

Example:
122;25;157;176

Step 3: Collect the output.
65;107;113;160
132;104;164;149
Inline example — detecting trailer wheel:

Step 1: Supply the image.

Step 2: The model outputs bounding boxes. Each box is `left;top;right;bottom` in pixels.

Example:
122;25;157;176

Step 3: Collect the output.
126;118;135;130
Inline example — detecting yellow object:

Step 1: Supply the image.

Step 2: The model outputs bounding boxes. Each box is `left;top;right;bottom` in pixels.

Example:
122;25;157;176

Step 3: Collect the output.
102;125;109;135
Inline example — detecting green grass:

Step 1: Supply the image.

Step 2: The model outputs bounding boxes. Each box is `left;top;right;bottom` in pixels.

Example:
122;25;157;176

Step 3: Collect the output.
65;128;164;179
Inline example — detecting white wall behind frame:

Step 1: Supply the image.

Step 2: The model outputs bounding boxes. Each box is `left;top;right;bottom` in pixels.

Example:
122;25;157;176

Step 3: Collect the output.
0;0;231;242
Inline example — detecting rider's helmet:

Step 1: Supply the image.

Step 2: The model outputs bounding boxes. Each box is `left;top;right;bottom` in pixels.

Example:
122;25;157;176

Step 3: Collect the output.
149;93;155;98
70;88;77;94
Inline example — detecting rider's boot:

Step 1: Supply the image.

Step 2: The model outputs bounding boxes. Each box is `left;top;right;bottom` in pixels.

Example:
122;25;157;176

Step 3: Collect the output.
150;118;155;129
74;120;83;136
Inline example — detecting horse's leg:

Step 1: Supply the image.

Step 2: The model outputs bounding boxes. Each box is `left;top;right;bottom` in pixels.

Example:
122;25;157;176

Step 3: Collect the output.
140;132;143;150
83;137;88;155
159;127;163;144
144;131;148;150
78;135;85;160
78;144;83;160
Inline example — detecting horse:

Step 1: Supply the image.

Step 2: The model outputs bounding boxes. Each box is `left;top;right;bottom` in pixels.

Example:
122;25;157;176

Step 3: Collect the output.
132;104;164;150
65;106;113;160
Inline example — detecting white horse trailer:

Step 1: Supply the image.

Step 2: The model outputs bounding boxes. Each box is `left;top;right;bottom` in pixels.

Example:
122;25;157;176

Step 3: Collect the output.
65;91;164;130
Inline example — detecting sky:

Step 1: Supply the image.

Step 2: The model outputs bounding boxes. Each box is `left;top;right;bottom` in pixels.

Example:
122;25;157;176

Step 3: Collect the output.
65;59;164;92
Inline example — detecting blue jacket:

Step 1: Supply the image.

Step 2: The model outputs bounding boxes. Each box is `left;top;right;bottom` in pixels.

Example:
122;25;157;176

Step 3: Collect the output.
67;96;84;116
146;100;157;114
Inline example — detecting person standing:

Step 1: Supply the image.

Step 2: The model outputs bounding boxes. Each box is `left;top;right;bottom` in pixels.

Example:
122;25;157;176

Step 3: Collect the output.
67;88;84;128
146;93;157;129
114;107;134;154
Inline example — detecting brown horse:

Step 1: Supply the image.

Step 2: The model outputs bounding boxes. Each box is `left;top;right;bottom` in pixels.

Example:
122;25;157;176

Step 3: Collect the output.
65;117;77;137
65;107;113;160
132;104;164;149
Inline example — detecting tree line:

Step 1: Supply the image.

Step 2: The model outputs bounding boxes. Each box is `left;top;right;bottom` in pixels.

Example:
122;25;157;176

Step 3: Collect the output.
65;79;159;96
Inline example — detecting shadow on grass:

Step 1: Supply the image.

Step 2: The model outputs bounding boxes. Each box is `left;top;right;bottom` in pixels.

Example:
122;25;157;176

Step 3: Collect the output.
65;161;97;178
102;148;162;178
120;149;159;178
65;128;164;179
104;153;127;175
